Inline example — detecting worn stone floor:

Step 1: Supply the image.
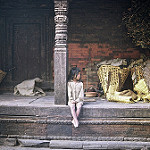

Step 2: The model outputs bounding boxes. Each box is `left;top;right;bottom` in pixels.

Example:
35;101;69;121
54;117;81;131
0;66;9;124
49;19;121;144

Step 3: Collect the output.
0;92;150;109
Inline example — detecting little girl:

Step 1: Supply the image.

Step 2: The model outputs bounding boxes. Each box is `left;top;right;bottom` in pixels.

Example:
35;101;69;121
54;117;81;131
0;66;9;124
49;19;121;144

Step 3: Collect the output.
68;67;84;128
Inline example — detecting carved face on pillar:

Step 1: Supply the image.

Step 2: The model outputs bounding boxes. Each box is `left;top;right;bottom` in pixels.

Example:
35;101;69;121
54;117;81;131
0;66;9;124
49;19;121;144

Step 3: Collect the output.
54;15;68;24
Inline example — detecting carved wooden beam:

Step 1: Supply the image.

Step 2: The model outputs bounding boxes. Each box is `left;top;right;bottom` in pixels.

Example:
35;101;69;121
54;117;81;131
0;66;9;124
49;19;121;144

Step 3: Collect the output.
54;0;68;105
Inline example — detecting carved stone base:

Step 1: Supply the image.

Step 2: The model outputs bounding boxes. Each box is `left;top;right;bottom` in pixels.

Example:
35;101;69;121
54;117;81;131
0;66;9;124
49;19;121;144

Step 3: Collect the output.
0;106;150;142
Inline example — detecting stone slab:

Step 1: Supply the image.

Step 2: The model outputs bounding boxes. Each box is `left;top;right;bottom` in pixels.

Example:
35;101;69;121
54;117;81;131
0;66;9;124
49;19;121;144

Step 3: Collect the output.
83;141;150;149
18;139;50;147
0;146;52;150
0;106;71;117
0;93;150;118
47;124;72;137
1;140;150;149
4;138;17;146
50;140;83;149
0;121;47;137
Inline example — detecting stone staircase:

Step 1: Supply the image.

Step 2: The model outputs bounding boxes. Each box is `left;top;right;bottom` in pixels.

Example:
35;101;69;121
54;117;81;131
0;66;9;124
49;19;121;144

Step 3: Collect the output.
0;95;150;149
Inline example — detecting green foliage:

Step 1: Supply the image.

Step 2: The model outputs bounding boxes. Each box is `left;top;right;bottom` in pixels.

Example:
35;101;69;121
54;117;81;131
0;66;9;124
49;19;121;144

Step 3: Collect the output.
123;0;150;49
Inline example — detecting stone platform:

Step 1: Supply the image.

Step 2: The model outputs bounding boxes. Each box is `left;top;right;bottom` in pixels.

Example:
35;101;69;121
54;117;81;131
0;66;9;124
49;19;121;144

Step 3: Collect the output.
0;93;150;143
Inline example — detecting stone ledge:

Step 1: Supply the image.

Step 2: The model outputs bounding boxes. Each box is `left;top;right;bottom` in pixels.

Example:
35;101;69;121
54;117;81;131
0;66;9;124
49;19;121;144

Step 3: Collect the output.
1;116;150;141
1;136;150;144
1;116;150;125
0;138;17;146
1;139;150;149
17;139;50;147
1;105;150;118
0;146;52;150
82;141;150;149
50;140;83;149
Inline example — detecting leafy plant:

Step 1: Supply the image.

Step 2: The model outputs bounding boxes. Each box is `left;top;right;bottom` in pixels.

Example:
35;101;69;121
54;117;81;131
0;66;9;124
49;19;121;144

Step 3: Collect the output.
122;0;150;49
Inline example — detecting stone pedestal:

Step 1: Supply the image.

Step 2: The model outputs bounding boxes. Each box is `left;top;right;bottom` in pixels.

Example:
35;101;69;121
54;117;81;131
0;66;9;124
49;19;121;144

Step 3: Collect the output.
54;0;68;105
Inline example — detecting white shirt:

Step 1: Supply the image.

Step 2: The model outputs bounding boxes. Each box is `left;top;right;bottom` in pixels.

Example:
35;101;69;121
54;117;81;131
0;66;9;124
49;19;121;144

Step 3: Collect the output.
68;80;84;103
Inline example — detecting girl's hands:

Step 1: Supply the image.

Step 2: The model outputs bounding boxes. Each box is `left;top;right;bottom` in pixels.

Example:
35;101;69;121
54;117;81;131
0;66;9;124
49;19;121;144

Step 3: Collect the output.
71;100;76;104
75;98;80;103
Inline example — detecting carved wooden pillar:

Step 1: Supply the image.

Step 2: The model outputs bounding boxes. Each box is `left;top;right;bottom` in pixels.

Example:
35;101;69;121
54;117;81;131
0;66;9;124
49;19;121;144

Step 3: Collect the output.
54;0;68;105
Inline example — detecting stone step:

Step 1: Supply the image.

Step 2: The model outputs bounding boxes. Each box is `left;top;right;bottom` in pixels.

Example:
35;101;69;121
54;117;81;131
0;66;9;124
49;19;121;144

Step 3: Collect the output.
0;147;52;150
0;105;71;117
0;104;150;118
1;139;150;149
50;140;150;149
17;139;50;147
1;115;150;125
1;99;150;142
0;116;150;142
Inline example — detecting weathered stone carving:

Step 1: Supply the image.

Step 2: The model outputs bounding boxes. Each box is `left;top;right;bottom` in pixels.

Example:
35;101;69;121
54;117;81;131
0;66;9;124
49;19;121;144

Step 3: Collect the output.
54;1;68;13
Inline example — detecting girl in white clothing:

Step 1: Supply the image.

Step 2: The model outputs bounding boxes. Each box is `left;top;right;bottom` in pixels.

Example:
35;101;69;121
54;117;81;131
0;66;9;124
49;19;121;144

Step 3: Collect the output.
68;67;84;128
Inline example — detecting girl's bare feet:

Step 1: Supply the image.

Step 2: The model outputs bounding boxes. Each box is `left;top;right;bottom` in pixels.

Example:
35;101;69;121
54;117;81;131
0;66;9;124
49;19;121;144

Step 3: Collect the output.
72;119;79;128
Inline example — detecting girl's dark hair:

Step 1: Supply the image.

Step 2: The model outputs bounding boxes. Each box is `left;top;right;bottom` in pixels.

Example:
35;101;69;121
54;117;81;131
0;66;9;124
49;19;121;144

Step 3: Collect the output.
68;67;81;81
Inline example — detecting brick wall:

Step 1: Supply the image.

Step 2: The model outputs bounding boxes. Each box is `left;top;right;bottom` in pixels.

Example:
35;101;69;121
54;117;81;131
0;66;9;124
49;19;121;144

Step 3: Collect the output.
68;43;141;90
67;0;149;91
